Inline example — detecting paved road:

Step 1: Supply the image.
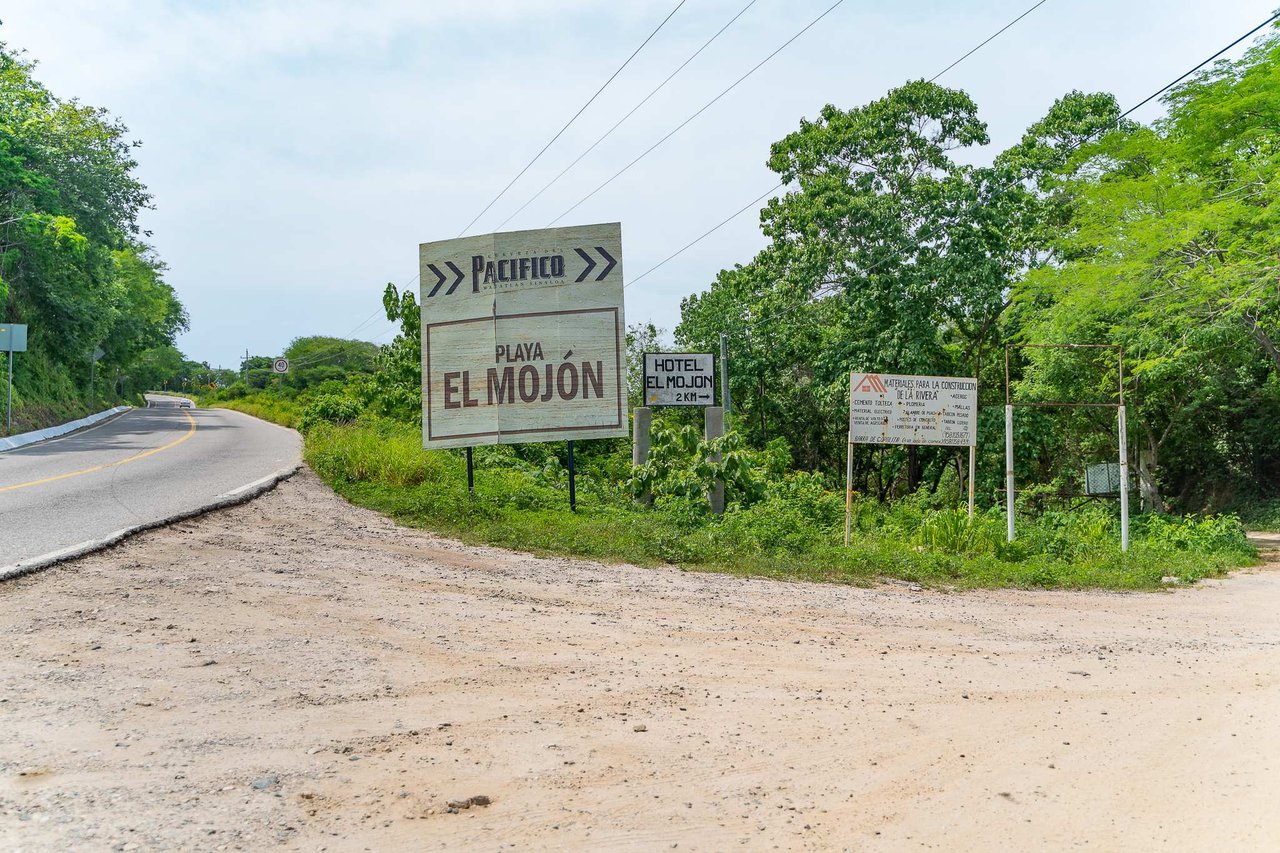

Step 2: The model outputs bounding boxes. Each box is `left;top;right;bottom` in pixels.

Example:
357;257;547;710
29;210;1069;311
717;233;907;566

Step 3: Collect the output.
0;396;300;570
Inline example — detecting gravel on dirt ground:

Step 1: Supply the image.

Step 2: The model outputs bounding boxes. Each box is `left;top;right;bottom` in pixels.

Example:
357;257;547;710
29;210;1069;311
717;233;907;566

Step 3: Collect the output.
2;469;1279;851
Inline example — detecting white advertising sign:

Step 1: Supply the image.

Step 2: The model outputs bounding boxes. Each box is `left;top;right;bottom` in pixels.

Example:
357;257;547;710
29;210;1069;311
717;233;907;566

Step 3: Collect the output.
420;223;627;449
643;352;715;406
849;372;977;447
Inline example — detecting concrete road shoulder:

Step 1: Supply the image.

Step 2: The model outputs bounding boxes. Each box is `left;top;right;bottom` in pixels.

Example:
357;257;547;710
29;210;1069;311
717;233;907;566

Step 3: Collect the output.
0;462;302;582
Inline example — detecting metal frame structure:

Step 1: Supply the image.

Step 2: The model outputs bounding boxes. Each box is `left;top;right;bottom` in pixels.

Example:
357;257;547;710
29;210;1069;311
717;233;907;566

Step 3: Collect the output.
1004;344;1130;551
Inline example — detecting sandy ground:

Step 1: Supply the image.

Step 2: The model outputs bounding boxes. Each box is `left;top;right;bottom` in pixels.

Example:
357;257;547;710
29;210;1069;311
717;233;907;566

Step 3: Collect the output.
2;470;1279;852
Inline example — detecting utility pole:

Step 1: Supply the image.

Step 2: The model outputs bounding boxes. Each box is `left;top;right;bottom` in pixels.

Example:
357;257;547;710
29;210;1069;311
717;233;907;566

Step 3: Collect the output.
243;349;250;385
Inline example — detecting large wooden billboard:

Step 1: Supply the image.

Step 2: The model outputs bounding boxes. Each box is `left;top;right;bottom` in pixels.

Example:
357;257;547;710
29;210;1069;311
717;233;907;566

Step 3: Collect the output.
419;223;627;449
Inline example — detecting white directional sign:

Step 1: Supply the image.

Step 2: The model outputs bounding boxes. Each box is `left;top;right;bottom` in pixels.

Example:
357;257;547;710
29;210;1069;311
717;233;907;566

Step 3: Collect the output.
849;372;977;447
272;358;289;374
419;223;627;449
643;352;715;406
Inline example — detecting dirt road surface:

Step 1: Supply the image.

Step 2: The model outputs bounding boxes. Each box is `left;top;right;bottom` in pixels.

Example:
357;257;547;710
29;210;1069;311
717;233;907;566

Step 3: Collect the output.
3;470;1278;851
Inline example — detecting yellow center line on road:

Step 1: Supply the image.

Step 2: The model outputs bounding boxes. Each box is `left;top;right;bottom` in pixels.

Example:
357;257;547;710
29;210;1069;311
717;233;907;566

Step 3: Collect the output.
0;408;198;494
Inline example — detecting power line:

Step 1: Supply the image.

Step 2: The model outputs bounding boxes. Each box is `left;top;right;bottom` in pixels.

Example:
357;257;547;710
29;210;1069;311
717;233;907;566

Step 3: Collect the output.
547;0;847;227
1113;13;1277;123
456;0;686;237
743;11;1280;335
342;305;389;339
494;0;759;232
927;0;1049;83
622;0;1052;292
274;266;420;370
626;182;783;288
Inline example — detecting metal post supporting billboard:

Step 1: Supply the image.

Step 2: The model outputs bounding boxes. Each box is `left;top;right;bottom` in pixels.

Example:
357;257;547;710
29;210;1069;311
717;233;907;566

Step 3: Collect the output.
1004;344;1128;552
968;443;976;521
1005;405;1015;542
1118;405;1129;552
567;440;577;512
844;428;854;547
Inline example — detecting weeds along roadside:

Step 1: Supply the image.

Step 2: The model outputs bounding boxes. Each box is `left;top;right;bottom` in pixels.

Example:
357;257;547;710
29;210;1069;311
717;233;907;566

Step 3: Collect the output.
201;391;1256;591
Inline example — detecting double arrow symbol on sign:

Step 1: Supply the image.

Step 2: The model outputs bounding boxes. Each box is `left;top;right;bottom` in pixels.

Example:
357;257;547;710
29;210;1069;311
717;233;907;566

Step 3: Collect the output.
574;247;618;283
426;261;465;297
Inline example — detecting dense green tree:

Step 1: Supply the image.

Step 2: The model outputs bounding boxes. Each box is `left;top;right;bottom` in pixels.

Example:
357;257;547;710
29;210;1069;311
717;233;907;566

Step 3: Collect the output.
0;43;186;428
1015;29;1280;506
678;81;1037;489
356;283;421;421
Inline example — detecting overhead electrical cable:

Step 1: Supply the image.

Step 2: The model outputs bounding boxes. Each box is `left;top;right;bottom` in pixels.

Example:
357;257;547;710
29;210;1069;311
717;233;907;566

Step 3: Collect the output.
281;263;421;369
456;0;687;237
547;0;846;227
494;0;760;231
927;0;1049;83
744;10;1280;334
623;0;1052;288
626;182;783;288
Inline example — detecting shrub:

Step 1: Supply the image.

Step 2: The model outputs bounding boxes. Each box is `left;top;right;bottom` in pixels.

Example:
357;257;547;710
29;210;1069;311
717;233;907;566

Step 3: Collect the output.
298;393;362;433
1134;513;1251;554
915;508;1003;555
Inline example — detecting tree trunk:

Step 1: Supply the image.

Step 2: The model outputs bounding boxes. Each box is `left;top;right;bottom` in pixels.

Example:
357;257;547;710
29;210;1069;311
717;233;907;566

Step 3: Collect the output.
927;454;946;495
758;375;767;442
1139;450;1165;514
1243;312;1280;373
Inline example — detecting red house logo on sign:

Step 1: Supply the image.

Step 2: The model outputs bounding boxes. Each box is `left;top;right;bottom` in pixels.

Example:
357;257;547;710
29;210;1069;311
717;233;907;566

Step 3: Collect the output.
853;373;887;393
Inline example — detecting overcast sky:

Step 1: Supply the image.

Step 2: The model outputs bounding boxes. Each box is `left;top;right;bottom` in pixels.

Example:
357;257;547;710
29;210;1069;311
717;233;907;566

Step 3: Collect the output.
3;0;1271;367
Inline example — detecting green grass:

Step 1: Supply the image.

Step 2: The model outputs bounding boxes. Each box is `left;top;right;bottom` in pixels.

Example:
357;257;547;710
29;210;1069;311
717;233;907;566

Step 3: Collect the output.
204;395;302;429
297;418;1258;591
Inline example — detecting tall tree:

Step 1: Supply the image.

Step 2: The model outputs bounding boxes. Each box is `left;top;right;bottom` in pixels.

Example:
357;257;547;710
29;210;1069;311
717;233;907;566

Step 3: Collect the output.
1014;31;1280;506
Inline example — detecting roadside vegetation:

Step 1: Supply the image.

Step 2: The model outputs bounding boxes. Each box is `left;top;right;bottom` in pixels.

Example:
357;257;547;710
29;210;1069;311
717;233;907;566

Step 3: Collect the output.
0;46;194;432
299;416;1254;590
196;27;1280;588
31;24;1275;586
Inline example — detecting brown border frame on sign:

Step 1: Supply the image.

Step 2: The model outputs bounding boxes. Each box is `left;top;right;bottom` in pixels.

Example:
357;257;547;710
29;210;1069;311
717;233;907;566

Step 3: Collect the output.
424;307;624;442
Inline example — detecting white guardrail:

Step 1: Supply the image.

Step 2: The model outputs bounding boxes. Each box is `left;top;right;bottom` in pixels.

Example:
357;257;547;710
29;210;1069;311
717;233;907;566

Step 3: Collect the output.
0;406;132;452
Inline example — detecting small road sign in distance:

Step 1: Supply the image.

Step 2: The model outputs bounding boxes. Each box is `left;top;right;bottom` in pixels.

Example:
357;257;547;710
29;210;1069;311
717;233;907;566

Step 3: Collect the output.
272;358;289;374
643;352;715;406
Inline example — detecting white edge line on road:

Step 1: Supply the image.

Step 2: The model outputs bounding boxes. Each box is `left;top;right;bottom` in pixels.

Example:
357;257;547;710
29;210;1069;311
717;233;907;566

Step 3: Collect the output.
0;462;302;583
217;470;282;500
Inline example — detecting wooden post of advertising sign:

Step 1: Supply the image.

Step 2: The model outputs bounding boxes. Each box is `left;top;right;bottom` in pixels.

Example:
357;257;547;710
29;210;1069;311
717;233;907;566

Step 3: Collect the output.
419;223;628;507
844;372;979;546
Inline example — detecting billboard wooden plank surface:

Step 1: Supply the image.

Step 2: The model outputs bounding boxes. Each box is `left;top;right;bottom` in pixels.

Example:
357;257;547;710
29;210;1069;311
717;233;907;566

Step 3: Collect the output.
420;223;626;449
